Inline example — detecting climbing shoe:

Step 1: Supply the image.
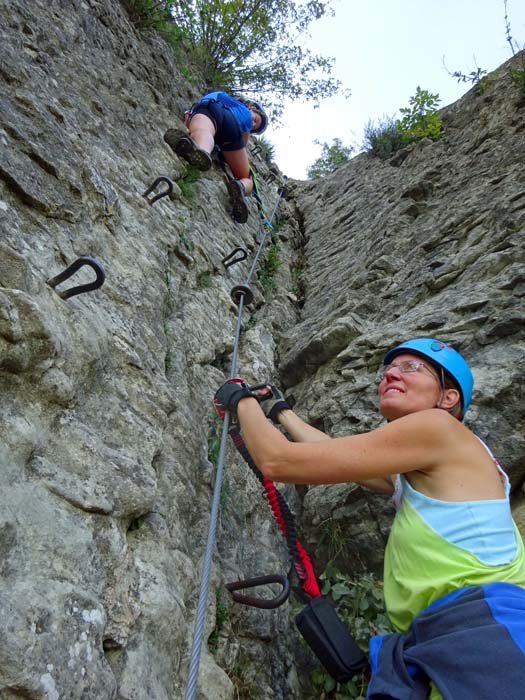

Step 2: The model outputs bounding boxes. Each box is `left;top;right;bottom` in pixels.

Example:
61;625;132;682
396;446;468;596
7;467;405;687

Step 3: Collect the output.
163;128;212;172
227;179;249;224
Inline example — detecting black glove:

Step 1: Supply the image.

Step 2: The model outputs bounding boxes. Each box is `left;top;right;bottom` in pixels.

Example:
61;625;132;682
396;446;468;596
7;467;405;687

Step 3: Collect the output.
257;384;291;423
214;379;254;416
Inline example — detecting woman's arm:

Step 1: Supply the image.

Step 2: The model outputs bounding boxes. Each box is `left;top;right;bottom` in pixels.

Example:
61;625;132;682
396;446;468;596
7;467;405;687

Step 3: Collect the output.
276;408;394;493
237;398;460;485
276;408;330;442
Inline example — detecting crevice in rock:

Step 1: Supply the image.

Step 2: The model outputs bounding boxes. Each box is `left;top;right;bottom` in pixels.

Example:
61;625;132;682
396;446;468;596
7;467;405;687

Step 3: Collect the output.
0;687;39;700
23;148;59;179
0;165;49;213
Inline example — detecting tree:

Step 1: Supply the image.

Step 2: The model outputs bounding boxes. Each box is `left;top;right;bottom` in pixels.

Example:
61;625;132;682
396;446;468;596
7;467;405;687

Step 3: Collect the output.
166;0;343;117
306;138;354;179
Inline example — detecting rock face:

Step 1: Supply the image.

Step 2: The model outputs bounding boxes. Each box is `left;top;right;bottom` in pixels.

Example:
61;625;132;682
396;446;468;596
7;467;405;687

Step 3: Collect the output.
0;1;524;699
286;59;525;573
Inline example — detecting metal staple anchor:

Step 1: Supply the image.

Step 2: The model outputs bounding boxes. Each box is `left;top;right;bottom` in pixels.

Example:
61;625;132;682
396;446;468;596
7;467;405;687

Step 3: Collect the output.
143;176;174;205
47;256;105;300
225;574;291;610
222;247;248;269
230;284;253;306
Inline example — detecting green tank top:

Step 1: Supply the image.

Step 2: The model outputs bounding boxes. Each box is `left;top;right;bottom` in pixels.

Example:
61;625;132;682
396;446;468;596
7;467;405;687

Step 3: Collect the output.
384;476;525;633
383;466;525;700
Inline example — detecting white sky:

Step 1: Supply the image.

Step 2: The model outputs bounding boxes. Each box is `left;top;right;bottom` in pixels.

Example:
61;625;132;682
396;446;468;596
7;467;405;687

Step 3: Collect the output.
266;0;525;179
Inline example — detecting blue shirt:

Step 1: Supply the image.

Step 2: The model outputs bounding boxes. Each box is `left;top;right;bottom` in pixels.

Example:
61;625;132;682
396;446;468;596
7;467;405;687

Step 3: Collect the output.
201;92;253;133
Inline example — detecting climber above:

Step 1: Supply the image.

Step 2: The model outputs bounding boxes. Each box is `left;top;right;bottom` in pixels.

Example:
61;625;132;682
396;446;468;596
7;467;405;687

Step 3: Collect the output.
164;91;268;223
214;338;525;700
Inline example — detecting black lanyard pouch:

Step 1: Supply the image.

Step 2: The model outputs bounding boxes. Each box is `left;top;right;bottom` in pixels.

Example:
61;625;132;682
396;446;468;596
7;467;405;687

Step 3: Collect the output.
295;595;368;682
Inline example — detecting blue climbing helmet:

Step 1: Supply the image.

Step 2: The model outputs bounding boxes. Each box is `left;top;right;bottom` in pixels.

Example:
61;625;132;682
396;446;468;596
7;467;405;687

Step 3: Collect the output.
245;98;268;134
383;338;474;418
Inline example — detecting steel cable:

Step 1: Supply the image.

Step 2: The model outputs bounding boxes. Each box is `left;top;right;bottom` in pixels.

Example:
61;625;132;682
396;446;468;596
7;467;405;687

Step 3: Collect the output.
184;181;286;700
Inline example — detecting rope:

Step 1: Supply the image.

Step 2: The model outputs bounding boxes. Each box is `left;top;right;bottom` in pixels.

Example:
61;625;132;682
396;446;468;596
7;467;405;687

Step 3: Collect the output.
184;181;287;700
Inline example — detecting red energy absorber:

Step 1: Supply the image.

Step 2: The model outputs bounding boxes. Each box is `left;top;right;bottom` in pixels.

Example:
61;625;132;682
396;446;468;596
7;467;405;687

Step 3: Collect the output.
228;426;321;598
262;478;321;598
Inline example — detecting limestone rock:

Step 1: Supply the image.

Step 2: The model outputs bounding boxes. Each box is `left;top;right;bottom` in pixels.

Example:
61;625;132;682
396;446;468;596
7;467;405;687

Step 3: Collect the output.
1;2;524;699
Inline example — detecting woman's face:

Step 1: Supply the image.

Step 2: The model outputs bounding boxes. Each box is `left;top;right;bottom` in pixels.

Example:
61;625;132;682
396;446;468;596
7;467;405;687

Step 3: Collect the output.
250;110;262;131
377;353;443;421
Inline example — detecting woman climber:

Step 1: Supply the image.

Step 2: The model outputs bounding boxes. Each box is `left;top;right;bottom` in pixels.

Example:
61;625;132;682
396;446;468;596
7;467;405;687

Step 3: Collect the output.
164;91;268;224
214;338;525;699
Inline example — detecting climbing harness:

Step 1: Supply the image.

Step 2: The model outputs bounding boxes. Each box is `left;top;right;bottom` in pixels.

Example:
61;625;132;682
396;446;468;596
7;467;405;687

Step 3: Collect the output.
221;247;248;269
184;178;367;700
47;256;105;300
142;176;174;205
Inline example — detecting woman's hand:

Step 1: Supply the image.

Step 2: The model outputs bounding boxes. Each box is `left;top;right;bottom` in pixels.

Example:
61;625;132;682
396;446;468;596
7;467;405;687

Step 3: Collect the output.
253;384;291;423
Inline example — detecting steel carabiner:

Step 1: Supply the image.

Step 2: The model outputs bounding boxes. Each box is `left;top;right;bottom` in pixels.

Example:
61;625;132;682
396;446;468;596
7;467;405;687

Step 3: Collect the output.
47;256;105;300
143;176;174;205
225;573;291;609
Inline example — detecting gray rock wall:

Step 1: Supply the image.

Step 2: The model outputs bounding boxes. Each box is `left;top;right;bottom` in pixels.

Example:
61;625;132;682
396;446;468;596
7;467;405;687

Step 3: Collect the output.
285;52;525;574
0;1;299;698
1;1;524;699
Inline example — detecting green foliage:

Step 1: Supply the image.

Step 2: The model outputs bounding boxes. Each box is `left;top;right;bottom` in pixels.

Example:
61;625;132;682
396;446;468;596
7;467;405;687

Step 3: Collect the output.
476;74;494;96
208;415;223;466
290;262;305;298
503;1;525;102
320;563;392;647
362;115;404;160
317;518;349;562
127;515;146;532
306;562;393;700
227;660;264;700
121;0;185;45
178;165;202;199
450;66;487;85
307;138;354;179
163;268;176;373
196;270;212;288
257;239;280;294
178;231;194;252
364;88;442;160
442;54;487;87
208;589;228;653
142;1;342;118
397;86;442;144
253;135;276;164
510;59;525;101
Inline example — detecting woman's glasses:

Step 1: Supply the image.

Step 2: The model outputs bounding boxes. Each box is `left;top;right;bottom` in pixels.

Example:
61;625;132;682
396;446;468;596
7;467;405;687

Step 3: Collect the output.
376;359;440;384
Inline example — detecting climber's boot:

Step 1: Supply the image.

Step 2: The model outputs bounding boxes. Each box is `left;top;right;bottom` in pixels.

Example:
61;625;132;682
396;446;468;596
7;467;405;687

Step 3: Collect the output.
163;128;212;172
227;179;249;223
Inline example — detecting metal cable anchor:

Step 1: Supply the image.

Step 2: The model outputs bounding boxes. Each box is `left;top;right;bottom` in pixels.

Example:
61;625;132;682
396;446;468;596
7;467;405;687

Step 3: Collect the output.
143;176;174;205
230;284;253;306
47;256;105;300
222;247;248;269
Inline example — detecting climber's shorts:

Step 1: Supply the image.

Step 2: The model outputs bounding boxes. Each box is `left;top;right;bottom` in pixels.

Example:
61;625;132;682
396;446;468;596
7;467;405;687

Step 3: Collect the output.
190;99;245;151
